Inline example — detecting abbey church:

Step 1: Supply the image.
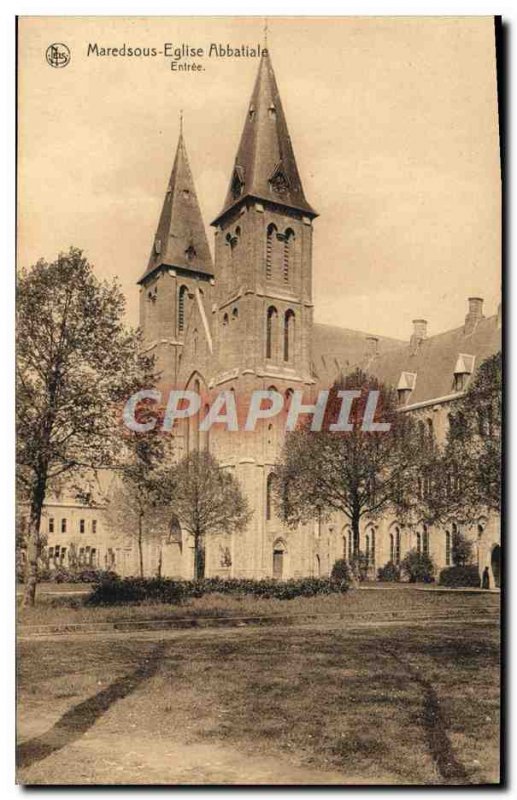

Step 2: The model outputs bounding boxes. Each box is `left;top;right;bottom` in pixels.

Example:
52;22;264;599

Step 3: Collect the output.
39;49;502;586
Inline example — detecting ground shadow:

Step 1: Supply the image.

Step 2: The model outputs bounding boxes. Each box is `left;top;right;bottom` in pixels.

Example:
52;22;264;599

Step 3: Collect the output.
387;649;468;784
17;642;166;770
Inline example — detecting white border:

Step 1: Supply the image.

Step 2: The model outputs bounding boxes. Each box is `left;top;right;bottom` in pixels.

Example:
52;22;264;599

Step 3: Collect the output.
3;4;511;799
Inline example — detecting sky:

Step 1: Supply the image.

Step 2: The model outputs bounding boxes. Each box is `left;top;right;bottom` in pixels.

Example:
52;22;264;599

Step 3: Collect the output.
17;16;501;340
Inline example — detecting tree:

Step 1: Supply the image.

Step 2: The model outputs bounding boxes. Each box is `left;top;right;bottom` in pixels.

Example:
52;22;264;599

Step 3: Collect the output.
163;451;252;580
430;352;502;524
17;248;154;605
275;370;433;556
104;433;173;578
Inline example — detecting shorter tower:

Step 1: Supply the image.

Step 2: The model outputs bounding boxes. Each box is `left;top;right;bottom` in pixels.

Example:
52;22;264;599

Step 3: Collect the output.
138;127;213;386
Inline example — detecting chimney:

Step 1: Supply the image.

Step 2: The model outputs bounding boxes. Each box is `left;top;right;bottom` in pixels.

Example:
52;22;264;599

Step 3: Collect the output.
365;336;379;357
464;297;484;335
410;319;427;352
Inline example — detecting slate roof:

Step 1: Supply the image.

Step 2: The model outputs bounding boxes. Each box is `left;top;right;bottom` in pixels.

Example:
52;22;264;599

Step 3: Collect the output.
139;130;213;284
312;324;404;384
312;312;501;406
213;49;316;225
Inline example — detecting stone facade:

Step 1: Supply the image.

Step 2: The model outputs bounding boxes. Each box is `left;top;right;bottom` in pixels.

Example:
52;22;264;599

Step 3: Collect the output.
36;49;501;587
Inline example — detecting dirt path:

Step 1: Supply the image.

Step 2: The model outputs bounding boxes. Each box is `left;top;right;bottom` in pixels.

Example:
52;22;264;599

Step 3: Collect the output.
18;725;401;785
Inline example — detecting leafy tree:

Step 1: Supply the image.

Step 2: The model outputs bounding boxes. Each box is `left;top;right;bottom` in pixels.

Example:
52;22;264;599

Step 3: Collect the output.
275;370;433;557
162;451;252;580
429;352;502;524
17;248;154;605
400;549;435;583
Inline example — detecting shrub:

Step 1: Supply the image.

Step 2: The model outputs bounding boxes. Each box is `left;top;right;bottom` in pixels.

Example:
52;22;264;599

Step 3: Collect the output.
438;565;480;588
86;576;350;606
330;559;353;583
452;529;474;567
16;565;117;584
349;552;369;582
377;561;400;582
400;549;435;583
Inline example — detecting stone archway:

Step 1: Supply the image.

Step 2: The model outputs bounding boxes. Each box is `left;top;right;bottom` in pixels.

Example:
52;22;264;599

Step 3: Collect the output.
491;544;501;588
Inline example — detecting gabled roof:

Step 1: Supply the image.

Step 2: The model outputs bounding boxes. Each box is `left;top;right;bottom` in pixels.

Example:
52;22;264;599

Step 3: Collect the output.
312;324;404;384
369;315;500;406
212;49;316;225
312;314;501;407
139;130;213;284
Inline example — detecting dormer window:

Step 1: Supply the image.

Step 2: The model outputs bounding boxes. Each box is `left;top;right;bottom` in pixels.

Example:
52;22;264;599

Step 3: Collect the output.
231;166;245;199
397;372;417;405
269;162;289;195
185;244;196;261
182;188;190;199
268;103;277;119
154;238;161;255
453;354;475;392
248;105;255;121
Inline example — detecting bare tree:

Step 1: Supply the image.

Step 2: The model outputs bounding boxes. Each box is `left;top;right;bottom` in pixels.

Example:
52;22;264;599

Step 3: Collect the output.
104;433;174;578
275;371;432;557
163;451;252;580
16;248;154;605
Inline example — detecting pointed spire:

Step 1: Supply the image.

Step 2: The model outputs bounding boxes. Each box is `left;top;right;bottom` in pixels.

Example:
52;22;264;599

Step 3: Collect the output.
212;49;317;225
139;125;213;283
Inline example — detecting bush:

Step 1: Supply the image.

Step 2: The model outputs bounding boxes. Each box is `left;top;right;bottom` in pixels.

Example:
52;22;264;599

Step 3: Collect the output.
438;565;480;588
377;561;400;582
400;549;435;583
86;576;350;606
16;565;117;584
330;559;353;583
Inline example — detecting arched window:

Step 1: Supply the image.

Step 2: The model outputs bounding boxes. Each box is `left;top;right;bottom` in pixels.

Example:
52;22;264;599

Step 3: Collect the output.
445;531;451;566
365;534;370;565
315;554;321;577
223;312;229;327
416;531;421;554
371;529;376;565
283;228;295;283
201;403;210;452
390;534;395;563
178;285;188;334
395;527;401;565
266;473;276;521
266;224;277;280
266;306;278;360
232;307;238;321
423;525;429;556
283;309;295;362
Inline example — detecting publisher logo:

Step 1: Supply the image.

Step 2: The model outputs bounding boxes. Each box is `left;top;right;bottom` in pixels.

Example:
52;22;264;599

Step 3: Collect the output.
46;43;71;68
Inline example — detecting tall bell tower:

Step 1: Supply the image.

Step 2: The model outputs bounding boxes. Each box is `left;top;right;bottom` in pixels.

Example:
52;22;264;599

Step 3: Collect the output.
139;125;213;387
211;49;317;388
208;49;319;580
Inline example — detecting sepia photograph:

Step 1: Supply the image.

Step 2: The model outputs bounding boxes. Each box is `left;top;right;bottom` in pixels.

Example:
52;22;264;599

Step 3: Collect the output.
16;15;502;786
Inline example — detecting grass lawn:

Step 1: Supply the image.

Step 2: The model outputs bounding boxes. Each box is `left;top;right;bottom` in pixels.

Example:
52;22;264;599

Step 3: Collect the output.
17;590;500;785
18;584;499;628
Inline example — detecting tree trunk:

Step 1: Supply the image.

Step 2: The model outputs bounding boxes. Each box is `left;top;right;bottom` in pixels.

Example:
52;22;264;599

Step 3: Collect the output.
352;510;361;558
138;515;144;578
22;481;46;607
194;532;205;581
